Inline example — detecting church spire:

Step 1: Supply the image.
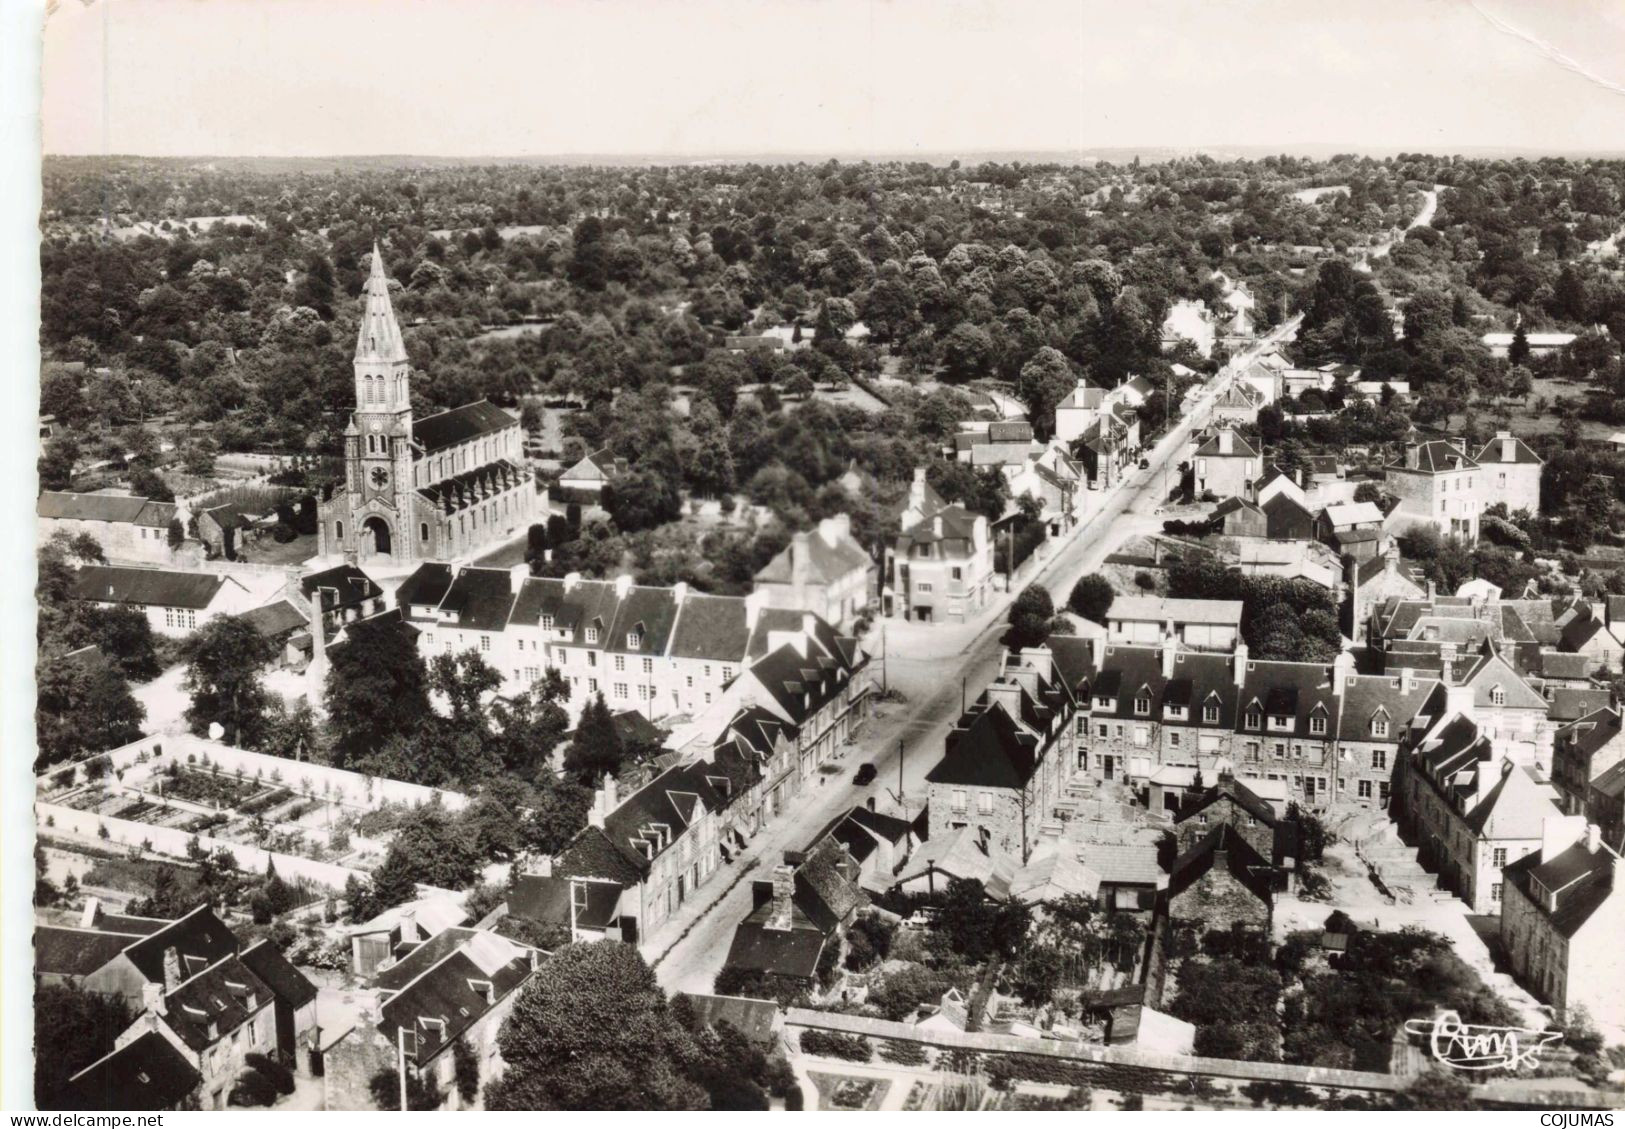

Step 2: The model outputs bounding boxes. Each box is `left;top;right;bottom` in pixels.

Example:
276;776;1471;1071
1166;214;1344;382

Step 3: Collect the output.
355;243;408;364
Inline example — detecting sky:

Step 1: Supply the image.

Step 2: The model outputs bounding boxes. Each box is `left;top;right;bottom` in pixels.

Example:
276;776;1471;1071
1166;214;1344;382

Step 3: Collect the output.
38;0;1625;158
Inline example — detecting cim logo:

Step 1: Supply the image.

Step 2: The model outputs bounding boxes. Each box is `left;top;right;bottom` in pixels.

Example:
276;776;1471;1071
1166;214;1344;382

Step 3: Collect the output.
1403;1010;1562;1072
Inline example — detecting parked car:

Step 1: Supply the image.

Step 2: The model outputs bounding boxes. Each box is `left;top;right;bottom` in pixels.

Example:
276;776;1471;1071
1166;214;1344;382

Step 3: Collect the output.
853;762;877;786
1138;458;1150;469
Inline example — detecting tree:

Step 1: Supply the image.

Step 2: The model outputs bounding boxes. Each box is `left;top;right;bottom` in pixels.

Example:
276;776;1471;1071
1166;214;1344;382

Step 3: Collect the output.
181;615;276;747
1015;347;1076;440
563;693;624;784
1509;324;1530;367
940;322;994;382
34;649;146;771
34;984;136;1104
324;615;432;768
486;943;709;1110
1006;583;1056;650
453;1036;481;1105
1067;574;1115;624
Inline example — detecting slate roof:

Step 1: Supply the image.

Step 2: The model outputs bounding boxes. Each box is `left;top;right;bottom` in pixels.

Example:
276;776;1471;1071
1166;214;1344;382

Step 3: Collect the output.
437;567;518;632
301;563;382;611
39;491;176;527
34;925;143;978
755;528;873;587
722;915;827;979
508;874;573;925
892;826;1019;898
71;565;226;610
1475;435;1544;466
239;599;308;639
1076;842;1164;886
1107;596;1243;627
1389;441;1478;474
396;562;455;609
898;502;983;546
1551;688;1615;723
1463;764;1561;841
51;1031;201;1111
679;993;779;1047
1237;661;1340;739
1502;839;1618;938
1177;776;1279;828
123;905;240;984
377;936;534;1063
239;939;318;1010
1335;672;1439;741
162;955;272;1050
666;593;753;661
412;401;516;456
559;446;620;483
511;576;622;646
557;763;726;884
928;696;1045;790
1168;824;1275;906
605;586;680;655
1194;431;1259;458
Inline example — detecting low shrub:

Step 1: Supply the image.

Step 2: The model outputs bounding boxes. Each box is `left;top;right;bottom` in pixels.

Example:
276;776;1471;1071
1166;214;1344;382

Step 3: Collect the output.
229;1068;279;1107
244;1052;295;1095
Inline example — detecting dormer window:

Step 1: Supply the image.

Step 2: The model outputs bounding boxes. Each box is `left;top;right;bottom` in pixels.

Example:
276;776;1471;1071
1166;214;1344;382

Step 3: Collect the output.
1246;708;1262;730
585;627;599;644
1135;694;1151;717
1310;714;1327;735
628;631;642;649
540;614;554;630
1372;717;1390;738
1096;695;1114;709
1491;685;1506;706
1166;704;1185;719
1203;699;1219;724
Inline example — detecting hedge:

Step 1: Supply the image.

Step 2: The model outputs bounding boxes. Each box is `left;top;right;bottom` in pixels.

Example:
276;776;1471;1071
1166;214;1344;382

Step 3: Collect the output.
798;1030;872;1063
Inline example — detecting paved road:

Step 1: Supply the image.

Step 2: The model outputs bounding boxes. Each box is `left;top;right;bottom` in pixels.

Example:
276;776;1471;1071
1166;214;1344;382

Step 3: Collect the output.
647;323;1300;993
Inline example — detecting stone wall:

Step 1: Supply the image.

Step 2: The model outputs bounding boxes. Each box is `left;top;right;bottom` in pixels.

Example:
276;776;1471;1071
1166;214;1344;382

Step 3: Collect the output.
1168;861;1271;933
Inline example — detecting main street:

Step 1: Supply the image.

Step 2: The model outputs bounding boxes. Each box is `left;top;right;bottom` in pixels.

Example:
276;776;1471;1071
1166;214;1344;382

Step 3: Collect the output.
647;318;1300;993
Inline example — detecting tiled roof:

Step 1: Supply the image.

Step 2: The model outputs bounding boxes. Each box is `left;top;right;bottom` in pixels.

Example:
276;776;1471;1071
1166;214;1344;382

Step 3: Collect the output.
1463;764;1561;841
70;565;226;611
38;491;175;527
678;993;779;1046
1107;596;1243;626
1076;842;1164;886
33;925;143;978
412;401;517;456
1335;673;1438;741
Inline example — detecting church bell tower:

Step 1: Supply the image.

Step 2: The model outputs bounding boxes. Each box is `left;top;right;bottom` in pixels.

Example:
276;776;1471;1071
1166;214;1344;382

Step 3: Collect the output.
345;246;414;523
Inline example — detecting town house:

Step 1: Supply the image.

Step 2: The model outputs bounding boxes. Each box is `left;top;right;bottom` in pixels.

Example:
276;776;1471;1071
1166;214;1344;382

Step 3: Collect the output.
38;490;179;566
885;469;994;624
1384;439;1481;540
752;513;874;631
1500;817;1625;1028
1192;429;1261;501
925;647;1076;862
69;564;260;637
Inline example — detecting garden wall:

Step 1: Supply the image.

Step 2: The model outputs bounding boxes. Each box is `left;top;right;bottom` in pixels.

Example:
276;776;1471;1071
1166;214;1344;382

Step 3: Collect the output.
37;799;366;891
784;1008;1406;1096
45;733;469;813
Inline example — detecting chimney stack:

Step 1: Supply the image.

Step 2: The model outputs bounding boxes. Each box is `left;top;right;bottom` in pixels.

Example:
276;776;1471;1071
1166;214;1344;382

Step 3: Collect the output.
1332;650;1355;697
1406;443;1420;470
604;773;619;812
80;897;102;928
614;574;633;600
142;981;166;1018
162;946;182;993
766;862;795;931
1498;430;1514;463
744;588;768;632
1088;633;1104;672
563;571;581;593
509;563;530;597
1233;641;1249;687
1587;823;1602;854
1218;430;1234;455
1160;638;1177;679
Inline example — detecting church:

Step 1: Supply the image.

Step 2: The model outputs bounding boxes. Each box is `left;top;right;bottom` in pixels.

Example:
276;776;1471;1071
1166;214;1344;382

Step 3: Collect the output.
318;247;540;565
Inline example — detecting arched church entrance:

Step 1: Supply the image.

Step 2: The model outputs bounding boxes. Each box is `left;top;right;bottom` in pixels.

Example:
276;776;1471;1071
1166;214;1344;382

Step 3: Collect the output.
361;516;393;559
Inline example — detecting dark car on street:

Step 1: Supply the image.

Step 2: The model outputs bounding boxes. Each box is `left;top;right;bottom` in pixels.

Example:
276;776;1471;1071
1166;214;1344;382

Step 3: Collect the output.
853;762;877;786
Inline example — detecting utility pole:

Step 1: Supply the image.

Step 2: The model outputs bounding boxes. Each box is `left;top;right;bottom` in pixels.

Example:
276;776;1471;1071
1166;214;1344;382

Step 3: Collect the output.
898;738;904;803
881;622;887;694
398;1024;409;1112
